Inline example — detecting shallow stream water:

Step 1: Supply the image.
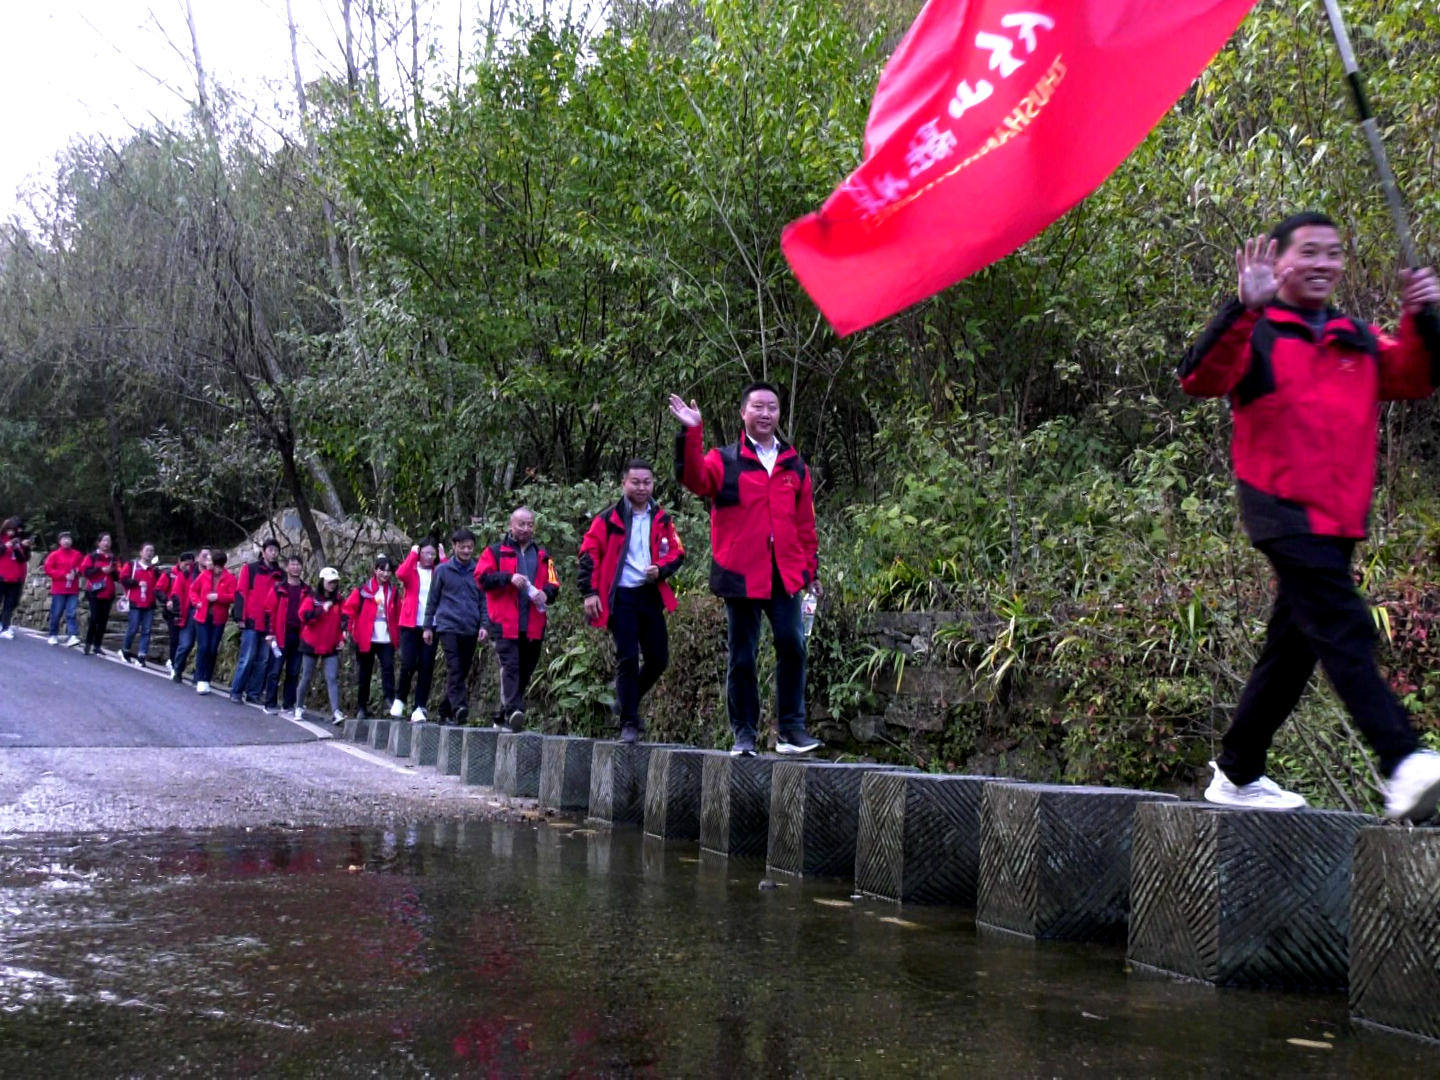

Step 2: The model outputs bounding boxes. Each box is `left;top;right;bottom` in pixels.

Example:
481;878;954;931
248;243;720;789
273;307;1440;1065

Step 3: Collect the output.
2;821;1437;1076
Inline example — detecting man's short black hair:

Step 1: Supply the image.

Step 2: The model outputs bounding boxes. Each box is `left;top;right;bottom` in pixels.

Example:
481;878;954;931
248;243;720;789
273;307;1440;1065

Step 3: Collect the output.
623;458;653;477
179;550;195;563
262;537;280;552
212;551;228;567
740;381;781;409
285;554;303;566
1269;211;1339;255
451;527;475;544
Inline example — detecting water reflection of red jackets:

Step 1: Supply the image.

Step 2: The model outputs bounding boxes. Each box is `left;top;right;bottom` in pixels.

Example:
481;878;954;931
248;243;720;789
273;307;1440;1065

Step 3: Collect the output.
577;500;685;628
342;578;399;652
79;552;120;600
189;568;238;626
119;560;162;609
1180;299;1435;541
299;588;347;656
675;425;819;599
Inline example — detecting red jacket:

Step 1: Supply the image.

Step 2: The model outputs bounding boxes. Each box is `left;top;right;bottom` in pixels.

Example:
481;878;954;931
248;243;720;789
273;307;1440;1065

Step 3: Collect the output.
235;559;284;630
0;532;30;584
189;568;238;626
477;539;560;640
79;552;120;601
299;587;347;655
675;424;819;599
43;547;86;596
1180;298;1435;541
263;579;307;649
395;545;444;629
341;577;400;652
160;566;200;626
119;560;162;609
577;500;685;628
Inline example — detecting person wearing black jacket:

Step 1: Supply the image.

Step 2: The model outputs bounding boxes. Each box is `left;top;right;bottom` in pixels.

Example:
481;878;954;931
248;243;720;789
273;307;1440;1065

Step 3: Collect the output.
422;528;488;724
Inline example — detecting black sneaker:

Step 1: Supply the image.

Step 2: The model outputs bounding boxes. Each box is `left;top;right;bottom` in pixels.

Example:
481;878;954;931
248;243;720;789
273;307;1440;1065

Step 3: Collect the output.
730;733;757;758
121;650;133;664
171;670;183;684
777;730;823;755
137;658;148;669
509;710;525;729
455;705;469;725
619;723;641;745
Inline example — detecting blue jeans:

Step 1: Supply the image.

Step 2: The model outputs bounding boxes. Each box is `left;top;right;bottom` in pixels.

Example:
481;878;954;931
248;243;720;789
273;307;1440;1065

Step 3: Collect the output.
194;622;225;683
48;594;79;637
124;607;155;658
173;620;197;678
724;570;808;740
230;628;269;701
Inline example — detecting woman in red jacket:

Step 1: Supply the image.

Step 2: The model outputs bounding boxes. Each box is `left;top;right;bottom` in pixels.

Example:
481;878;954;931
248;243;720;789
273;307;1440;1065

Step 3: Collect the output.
0;517;32;640
292;567;348;725
79;533;121;656
187;549;238;695
342;554;399;721
43;531;86;645
119;542;161;666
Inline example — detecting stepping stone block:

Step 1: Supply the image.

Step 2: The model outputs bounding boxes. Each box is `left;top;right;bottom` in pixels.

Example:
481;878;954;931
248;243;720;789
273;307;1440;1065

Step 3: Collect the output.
978;783;1176;943
854;772;1000;905
644;749;715;841
588;742;660;827
700;754;776;858
768;762;913;878
1350;827;1440;1040
386;721;413;758
437;726;466;776
539;736;594;812
409;723;442;767
367;718;393;750
495;732;544;797
461;728;500;786
1128;802;1371;989
343;717;371;744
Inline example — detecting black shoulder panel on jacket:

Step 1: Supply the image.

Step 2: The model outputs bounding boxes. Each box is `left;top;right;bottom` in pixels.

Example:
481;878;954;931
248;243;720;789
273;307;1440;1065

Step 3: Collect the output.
1179;296;1249;380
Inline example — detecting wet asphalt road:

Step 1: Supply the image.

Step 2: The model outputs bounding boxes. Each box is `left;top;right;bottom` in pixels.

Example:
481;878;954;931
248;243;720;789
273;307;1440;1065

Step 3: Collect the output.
0;631;518;835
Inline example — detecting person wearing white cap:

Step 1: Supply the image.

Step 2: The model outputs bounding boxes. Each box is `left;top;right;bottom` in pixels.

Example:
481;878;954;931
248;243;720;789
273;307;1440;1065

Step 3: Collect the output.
291;566;348;724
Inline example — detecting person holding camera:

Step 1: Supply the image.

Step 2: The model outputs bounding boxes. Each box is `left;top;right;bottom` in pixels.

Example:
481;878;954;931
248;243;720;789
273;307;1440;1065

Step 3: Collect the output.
0;517;32;639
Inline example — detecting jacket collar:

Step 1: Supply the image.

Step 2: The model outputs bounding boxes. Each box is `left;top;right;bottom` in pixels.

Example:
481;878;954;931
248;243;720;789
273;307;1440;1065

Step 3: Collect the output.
741;432;792;462
1266;301;1353;336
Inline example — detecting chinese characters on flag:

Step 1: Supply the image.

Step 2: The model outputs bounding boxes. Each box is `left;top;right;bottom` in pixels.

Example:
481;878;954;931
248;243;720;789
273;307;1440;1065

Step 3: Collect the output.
781;0;1258;335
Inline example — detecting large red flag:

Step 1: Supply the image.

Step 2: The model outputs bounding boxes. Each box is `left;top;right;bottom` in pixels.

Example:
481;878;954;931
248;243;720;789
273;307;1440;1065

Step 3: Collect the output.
782;0;1258;335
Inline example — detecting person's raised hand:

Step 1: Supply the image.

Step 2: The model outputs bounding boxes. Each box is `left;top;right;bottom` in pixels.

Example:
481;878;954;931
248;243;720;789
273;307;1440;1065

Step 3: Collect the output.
668;394;701;428
1400;267;1440;314
584;594;603;621
1237;236;1288;309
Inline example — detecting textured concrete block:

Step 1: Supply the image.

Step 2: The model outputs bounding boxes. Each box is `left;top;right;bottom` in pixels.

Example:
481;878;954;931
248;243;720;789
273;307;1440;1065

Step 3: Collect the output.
409;723;442;767
495;732;544;797
767;762;914;878
978;783;1176;943
539;736;594;812
437;726;466;776
700;754;775;858
855;772;1000;905
367;718;393;750
588;742;660;827
1351;827;1440;1040
644;748;715;841
386;721;414;758
461;728;499;786
343;717;371;744
1128;802;1371;989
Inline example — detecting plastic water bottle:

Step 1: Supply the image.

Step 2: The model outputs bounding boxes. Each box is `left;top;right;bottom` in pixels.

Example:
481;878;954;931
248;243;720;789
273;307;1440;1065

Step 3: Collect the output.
801;591;818;637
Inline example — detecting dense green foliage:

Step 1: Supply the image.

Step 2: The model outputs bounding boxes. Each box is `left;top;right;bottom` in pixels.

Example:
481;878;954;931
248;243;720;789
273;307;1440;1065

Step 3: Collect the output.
3;0;1440;806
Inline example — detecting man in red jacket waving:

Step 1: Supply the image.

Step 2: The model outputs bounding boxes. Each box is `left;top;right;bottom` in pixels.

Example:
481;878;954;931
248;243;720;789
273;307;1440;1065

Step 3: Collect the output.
1180;211;1440;820
670;382;822;757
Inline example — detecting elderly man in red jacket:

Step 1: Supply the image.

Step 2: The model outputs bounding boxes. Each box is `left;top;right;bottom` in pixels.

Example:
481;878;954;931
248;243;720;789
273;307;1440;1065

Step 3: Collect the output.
670;382;822;757
1180;211;1440;820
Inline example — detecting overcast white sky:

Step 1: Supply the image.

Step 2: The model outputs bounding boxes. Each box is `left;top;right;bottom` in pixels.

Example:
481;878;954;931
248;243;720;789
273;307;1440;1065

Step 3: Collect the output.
0;0;475;217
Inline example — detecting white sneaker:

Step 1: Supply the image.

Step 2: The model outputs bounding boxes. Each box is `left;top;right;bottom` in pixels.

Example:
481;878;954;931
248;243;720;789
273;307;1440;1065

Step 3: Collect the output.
165;659;174;673
0;628;14;640
1384;750;1440;821
1203;761;1307;810
64;635;81;648
332;710;346;726
196;681;211;695
289;708;305;722
389;698;404;719
410;707;427;724
47;635;58;646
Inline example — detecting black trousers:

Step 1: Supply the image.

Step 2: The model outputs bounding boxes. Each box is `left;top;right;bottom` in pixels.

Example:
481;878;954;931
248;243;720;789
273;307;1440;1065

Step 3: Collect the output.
438;632;479;719
162;609;180;663
355;642;396;712
397;627;437;710
724;567;808;740
493;634;543;719
265;639;303;710
84;595;113;651
1220;534;1419;784
0;580;21;630
611;586;670;725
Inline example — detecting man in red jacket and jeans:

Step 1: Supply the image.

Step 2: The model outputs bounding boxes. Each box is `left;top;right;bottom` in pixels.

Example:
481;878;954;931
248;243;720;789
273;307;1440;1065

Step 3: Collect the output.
1181;211;1440;820
670;382;822;757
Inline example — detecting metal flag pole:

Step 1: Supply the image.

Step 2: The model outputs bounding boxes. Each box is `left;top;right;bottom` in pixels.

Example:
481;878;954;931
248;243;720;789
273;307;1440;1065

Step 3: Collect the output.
1320;0;1440;351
